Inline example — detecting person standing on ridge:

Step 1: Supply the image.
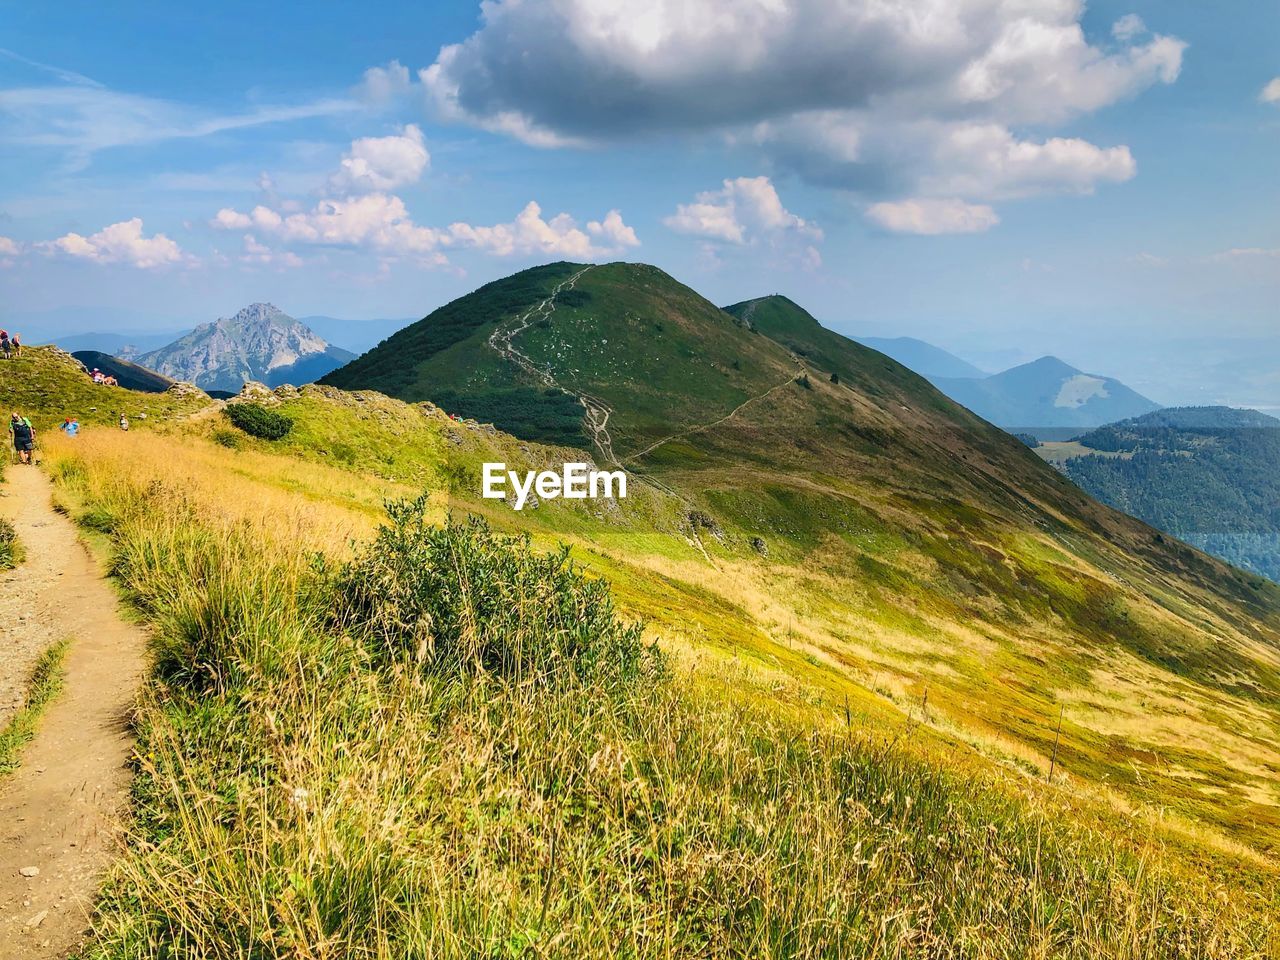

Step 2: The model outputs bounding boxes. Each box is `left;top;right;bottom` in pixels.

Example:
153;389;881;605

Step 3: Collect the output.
59;417;80;437
118;413;129;431
9;412;35;464
11;333;21;357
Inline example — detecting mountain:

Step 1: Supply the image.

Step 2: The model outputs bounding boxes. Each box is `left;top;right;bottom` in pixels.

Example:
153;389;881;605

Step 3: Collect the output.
851;335;986;379
295;315;412;354
70;350;175;393
138;303;355;394
1040;407;1280;582
931;355;1162;430
323;261;1280;857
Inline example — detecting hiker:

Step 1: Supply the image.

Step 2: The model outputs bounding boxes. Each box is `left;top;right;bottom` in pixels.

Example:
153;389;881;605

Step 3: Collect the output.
103;375;118;387
118;413;129;431
59;417;80;438
9;412;35;464
92;368;105;384
0;331;10;360
10;333;19;357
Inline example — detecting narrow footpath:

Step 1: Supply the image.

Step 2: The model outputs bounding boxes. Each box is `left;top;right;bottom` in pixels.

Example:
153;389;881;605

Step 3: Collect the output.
0;465;147;958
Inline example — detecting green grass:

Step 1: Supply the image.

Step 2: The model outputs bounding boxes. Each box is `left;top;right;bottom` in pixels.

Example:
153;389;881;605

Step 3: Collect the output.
47;460;1275;958
0;345;211;430
0;639;69;776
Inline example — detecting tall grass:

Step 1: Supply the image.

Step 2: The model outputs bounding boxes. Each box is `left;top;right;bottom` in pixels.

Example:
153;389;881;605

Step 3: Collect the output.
41;436;1278;959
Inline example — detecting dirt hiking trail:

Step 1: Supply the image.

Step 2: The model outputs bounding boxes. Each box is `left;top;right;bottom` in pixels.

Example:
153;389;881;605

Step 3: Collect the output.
0;465;147;957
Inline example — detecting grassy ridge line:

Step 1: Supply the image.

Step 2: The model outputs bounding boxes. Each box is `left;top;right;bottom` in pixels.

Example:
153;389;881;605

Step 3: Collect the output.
0;639;68;775
41;437;1279;957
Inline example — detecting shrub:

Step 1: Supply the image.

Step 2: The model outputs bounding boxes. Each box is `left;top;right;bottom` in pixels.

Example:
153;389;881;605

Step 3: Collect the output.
333;495;657;686
211;428;241;449
225;403;292;440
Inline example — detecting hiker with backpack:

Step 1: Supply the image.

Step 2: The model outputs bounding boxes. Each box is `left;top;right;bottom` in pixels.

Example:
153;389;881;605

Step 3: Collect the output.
0;331;10;360
11;333;21;357
9;412;35;464
59;417;80;437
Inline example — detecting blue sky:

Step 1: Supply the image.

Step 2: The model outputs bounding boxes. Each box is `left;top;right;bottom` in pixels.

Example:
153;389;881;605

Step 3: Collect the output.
1;1;1277;406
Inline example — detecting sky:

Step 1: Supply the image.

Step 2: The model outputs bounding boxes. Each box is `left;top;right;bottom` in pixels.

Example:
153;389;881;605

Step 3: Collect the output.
1;0;1277;407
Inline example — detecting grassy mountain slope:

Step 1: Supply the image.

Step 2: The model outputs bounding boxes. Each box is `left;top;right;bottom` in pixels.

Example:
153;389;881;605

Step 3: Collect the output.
71;350;175;393
5;337;1277;953
324;268;1280;856
0;345;210;428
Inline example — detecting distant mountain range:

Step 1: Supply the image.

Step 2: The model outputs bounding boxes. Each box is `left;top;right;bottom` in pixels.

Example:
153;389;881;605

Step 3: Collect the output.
136;303;355;394
296;315;413;354
852;336;986;380
931;356;1161;430
55;330;186;356
1039;407;1280;583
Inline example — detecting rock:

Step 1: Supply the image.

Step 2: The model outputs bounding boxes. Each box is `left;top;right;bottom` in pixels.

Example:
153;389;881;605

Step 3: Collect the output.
19;866;39;877
25;909;48;928
166;381;206;399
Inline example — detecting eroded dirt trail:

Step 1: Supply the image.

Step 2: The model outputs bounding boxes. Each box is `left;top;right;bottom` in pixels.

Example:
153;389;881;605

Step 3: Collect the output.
0;465;146;958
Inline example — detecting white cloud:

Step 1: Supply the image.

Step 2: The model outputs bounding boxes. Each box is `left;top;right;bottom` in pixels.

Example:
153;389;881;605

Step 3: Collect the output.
357;60;413;104
1261;77;1280;104
216;195;638;263
587;210;640;249
664;176;819;246
0;237;20;256
1;83;357;171
40;218;187;267
1212;247;1280;261
1112;14;1146;42
447;201;637;257
329;124;430;193
865;198;1000;235
920;125;1136;199
240;234;304;268
417;0;1184;210
212;205;283;231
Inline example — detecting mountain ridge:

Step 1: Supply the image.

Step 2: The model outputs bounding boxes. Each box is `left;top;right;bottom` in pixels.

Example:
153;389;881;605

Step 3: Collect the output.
139;303;355;394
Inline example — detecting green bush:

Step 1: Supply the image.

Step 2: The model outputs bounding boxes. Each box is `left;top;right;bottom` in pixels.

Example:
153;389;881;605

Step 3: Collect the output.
333;495;657;686
211;428;241;449
225;403;292;440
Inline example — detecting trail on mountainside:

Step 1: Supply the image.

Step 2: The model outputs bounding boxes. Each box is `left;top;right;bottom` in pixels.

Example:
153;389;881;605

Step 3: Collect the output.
0;466;147;959
622;368;801;464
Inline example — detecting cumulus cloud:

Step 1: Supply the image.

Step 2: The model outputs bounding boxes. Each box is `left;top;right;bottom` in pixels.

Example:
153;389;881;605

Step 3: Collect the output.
1261;78;1280;104
665;176;820;245
0;237;20;255
357;60;413;105
329;124;430;193
865;198;1000;235
409;0;1183;227
215;194;639;263
1111;14;1146;41
40;218;187;267
586;210;640;249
